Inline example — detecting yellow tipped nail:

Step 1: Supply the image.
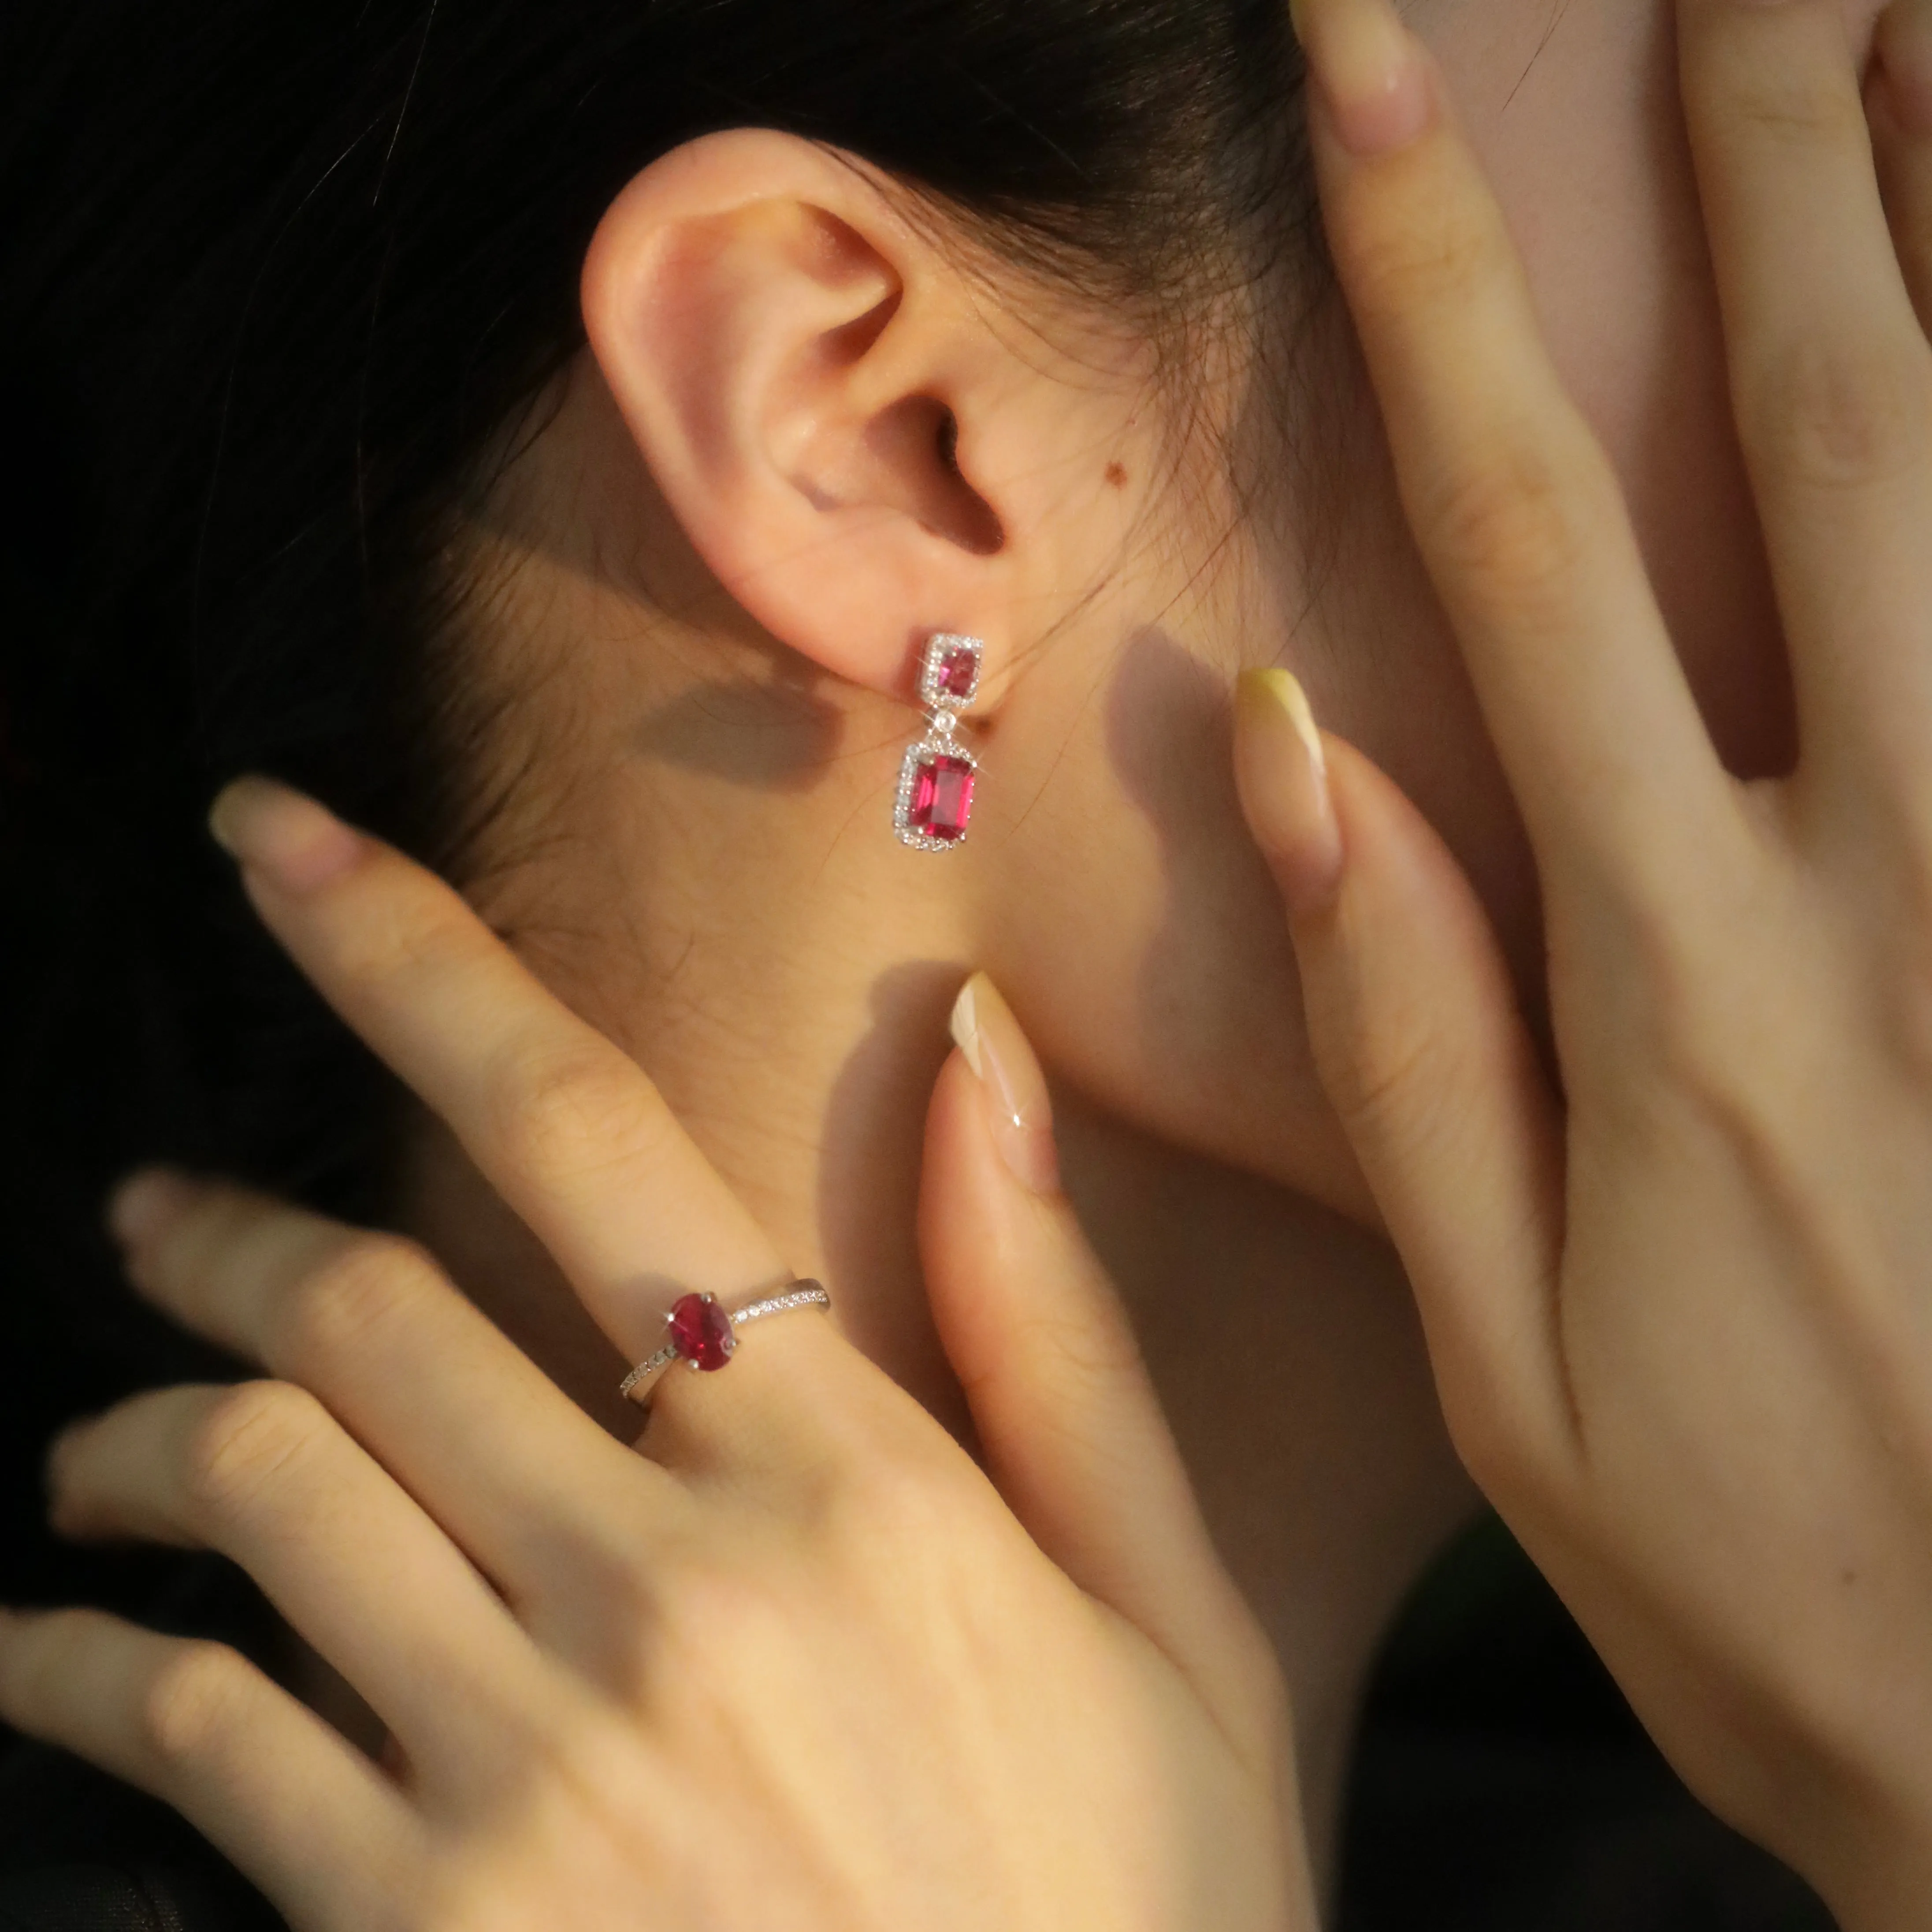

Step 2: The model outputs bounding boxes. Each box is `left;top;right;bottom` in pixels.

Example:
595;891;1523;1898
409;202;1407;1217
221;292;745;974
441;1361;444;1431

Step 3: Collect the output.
1234;669;1344;916
1239;669;1327;781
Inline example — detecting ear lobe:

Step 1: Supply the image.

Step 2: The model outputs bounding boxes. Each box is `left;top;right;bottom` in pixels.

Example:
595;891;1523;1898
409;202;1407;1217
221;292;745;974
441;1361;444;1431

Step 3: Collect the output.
580;130;1012;701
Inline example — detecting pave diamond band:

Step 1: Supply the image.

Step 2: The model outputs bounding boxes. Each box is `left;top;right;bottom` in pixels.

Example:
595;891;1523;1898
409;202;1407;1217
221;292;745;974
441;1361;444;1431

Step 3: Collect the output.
619;1279;832;1405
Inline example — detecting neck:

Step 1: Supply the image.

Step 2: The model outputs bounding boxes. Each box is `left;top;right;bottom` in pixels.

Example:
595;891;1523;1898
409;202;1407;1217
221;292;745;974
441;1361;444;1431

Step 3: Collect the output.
410;457;1475;1874
408;710;1473;1875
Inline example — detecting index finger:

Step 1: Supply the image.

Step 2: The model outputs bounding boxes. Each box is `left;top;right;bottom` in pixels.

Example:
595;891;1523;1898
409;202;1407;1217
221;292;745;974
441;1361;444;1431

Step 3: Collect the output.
1295;0;1738;899
208;776;788;1372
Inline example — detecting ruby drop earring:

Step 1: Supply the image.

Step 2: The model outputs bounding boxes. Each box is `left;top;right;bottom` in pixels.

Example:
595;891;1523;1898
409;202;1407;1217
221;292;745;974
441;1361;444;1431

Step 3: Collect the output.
894;633;982;851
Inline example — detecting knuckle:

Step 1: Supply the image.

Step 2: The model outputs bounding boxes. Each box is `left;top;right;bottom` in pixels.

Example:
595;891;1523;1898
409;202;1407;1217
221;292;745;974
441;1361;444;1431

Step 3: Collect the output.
483;1042;661;1189
557;1531;664;1649
650;1555;799;1698
279;1234;441;1372
820;1464;1009;1636
325;878;469;991
1623;932;1798;1163
829;1458;959;1560
1029;1293;1144;1389
1740;332;1932;492
182;1380;330;1520
1313;975;1460;1159
137;1641;255;1765
1723;66;1868;156
1619;939;1734;1103
1419;438;1598;612
1342;197;1502;321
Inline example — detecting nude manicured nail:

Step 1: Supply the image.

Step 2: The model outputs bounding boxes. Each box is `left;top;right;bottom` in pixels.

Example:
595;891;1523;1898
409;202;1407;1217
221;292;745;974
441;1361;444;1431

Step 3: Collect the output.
107;1168;194;1250
1234;670;1343;916
209;777;364;893
1293;0;1437;157
949;973;1061;1196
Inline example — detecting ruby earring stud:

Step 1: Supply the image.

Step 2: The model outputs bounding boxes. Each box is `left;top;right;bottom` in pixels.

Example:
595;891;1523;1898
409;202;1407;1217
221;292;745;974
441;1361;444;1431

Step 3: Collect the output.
894;633;982;851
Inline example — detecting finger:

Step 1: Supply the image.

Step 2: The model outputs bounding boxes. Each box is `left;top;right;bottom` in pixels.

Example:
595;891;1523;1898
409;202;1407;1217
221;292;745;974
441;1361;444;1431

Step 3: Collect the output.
109;1174;694;1651
1234;672;1574;1480
208;776;786;1374
48;1382;544;1791
918;976;1282;1757
1680;0;1932;789
1870;0;1932;338
1295;0;1729;898
0;1607;418;1932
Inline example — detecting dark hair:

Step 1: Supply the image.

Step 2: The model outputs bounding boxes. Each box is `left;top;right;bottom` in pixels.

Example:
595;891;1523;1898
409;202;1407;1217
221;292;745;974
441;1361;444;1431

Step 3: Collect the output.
0;0;1310;1600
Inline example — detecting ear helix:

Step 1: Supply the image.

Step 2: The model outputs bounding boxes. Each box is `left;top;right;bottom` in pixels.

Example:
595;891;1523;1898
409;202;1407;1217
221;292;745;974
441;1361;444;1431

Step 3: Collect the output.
893;633;983;851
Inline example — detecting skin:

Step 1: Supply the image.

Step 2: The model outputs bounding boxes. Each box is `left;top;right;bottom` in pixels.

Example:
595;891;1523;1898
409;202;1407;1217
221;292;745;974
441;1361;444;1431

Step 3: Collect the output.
4;0;1932;1927
392;0;1883;1843
399;0;1884;1838
1249;3;1932;1925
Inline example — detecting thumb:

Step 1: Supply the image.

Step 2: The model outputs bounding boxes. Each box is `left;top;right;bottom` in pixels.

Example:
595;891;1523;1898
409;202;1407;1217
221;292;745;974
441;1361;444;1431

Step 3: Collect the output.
919;974;1277;1738
1233;669;1571;1471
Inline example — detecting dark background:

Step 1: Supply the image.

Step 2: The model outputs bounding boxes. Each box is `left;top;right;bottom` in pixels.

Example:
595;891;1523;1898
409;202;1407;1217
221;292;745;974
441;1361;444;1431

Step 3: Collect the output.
1340;1515;1833;1930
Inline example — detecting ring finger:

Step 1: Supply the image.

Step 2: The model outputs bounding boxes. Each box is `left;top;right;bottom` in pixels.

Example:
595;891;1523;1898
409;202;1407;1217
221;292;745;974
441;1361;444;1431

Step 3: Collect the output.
207;778;844;1456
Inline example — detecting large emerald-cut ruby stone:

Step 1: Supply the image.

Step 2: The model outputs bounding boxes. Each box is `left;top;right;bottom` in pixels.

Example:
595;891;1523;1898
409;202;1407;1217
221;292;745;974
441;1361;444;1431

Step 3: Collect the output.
909;753;975;842
668;1293;736;1371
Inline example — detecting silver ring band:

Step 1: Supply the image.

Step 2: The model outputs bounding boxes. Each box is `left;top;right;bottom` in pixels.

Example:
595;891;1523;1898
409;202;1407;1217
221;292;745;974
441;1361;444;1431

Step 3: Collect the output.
620;1279;830;1405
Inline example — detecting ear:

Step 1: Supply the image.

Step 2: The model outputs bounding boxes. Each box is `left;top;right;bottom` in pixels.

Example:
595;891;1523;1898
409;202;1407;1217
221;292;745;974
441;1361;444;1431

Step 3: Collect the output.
580;129;1142;707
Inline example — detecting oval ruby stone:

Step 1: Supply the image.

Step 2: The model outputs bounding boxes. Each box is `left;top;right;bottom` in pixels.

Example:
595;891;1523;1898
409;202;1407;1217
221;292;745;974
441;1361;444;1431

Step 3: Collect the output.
667;1293;736;1371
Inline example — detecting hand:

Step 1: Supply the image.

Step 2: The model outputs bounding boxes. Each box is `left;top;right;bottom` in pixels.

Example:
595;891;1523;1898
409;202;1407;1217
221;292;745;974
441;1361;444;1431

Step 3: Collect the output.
1240;1;1932;1926
0;780;1304;1931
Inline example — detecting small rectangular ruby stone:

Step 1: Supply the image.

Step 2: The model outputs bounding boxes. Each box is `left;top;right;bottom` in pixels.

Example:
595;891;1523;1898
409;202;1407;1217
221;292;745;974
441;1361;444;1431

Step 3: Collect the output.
910;754;975;841
936;646;979;699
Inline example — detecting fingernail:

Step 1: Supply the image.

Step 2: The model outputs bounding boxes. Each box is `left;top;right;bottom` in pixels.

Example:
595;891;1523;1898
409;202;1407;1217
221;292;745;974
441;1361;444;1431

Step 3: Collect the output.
949;973;1061;1196
209;777;364;894
1234;670;1344;916
1293;0;1437;157
107;1168;194;1250
1876;0;1932;136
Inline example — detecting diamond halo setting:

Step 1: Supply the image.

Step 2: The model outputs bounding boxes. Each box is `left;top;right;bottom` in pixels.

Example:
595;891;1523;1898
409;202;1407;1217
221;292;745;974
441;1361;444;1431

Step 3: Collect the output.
895;634;984;851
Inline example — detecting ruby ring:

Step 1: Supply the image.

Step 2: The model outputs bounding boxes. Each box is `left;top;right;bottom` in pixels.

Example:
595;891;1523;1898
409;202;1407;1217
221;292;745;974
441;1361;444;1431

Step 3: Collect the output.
619;1280;831;1406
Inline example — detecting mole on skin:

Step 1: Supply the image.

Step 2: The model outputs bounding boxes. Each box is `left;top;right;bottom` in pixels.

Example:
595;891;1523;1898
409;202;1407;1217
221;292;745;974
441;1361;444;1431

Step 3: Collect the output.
1105;461;1128;487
